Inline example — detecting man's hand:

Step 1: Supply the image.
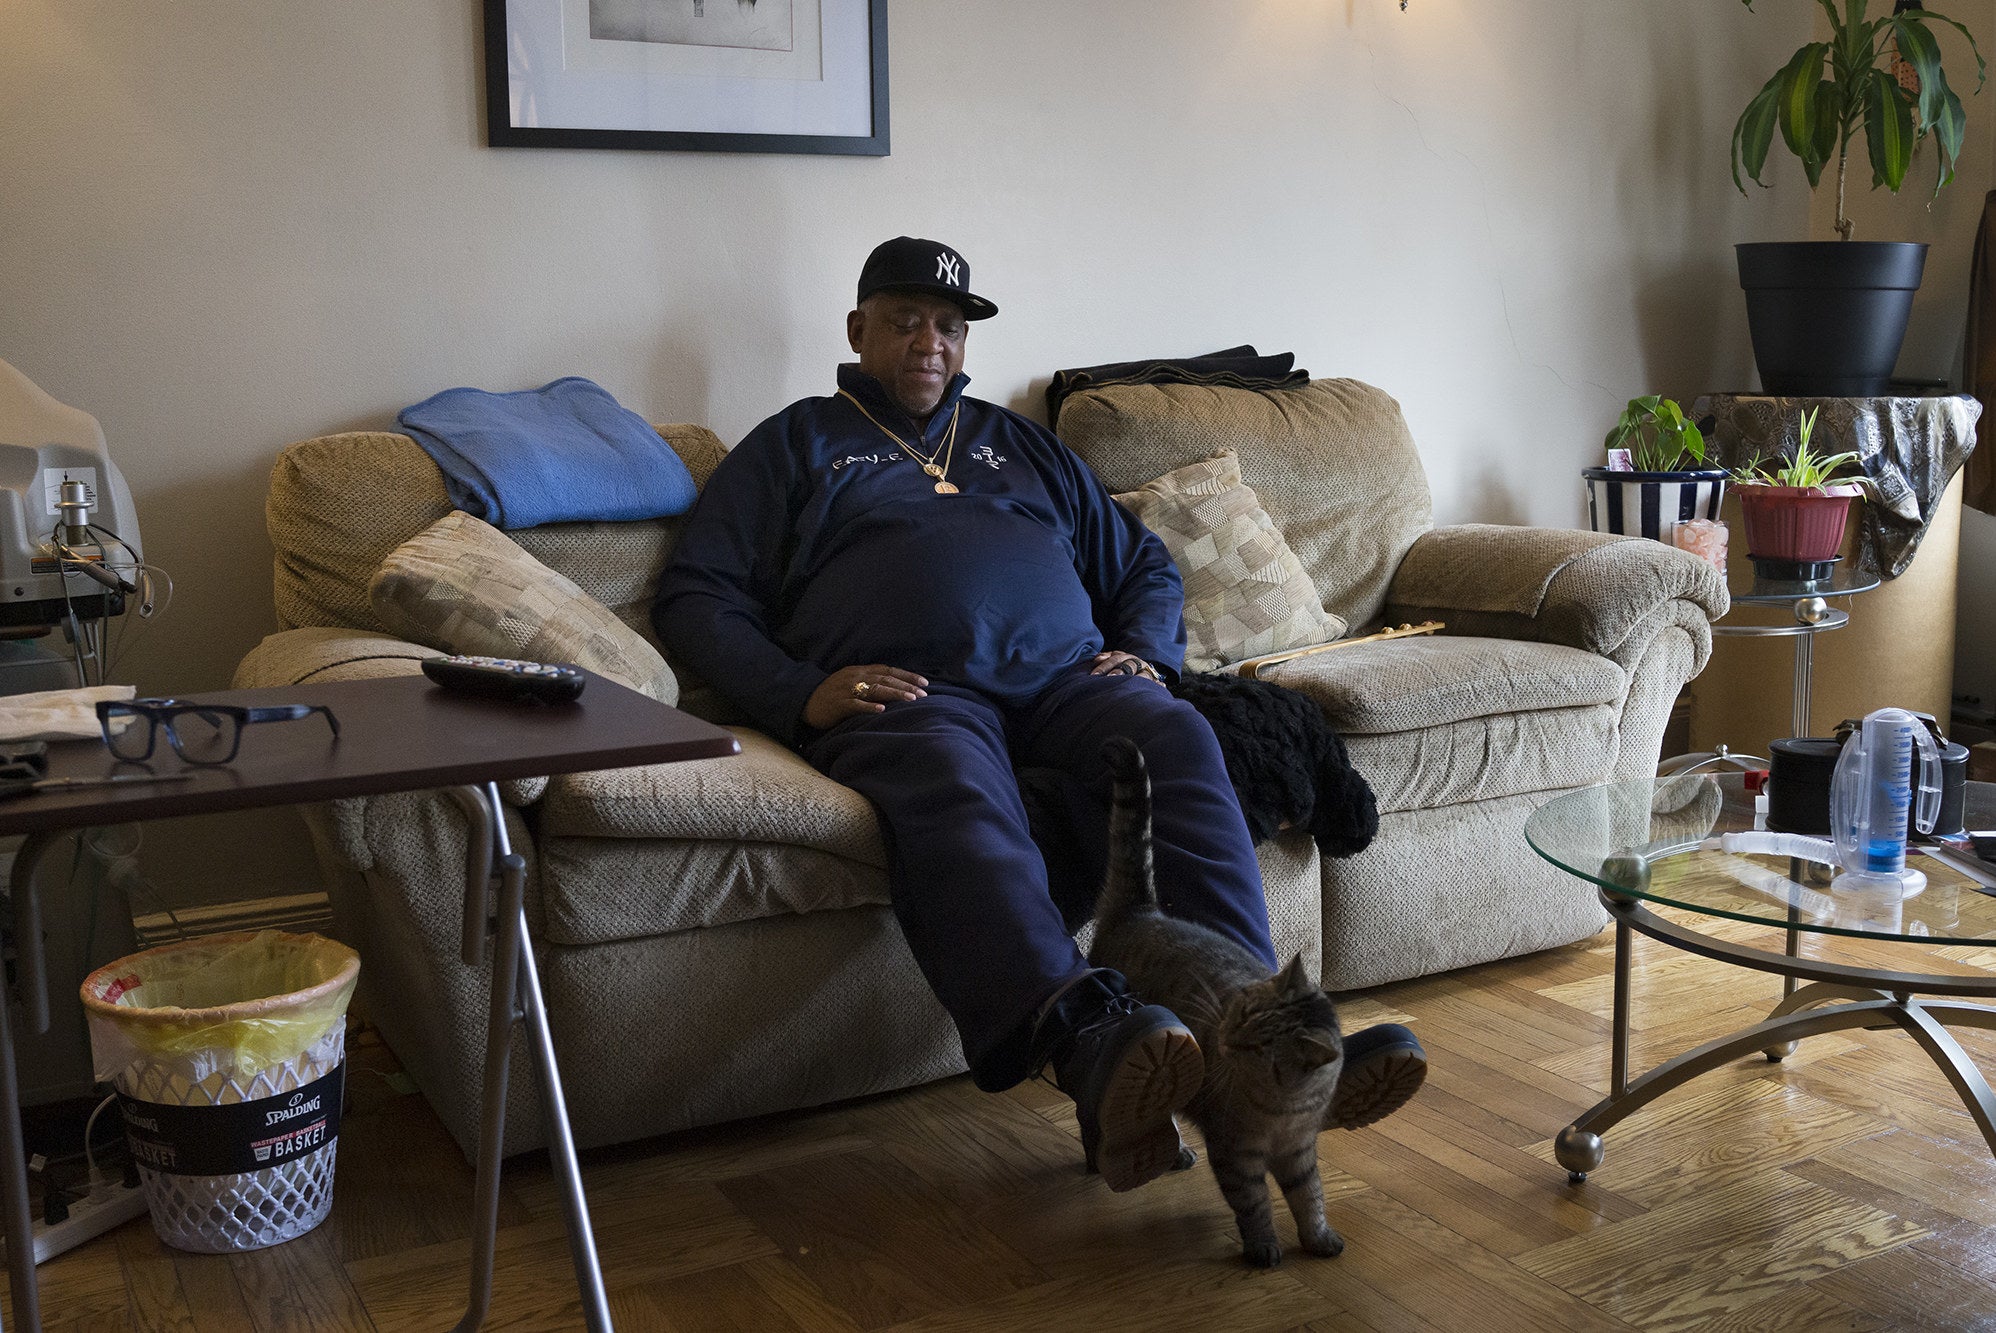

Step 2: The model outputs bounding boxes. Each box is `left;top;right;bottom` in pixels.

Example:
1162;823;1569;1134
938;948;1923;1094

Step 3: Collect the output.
804;664;929;729
1090;651;1163;683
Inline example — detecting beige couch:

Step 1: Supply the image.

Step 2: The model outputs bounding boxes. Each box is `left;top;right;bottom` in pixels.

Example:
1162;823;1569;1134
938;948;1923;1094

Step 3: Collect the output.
234;378;1726;1158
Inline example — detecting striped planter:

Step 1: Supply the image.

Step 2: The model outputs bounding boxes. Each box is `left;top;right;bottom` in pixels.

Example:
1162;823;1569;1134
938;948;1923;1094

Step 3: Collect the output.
1582;467;1728;544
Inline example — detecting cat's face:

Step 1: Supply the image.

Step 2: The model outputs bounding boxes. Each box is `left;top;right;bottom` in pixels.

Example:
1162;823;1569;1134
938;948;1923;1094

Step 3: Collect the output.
1214;955;1344;1093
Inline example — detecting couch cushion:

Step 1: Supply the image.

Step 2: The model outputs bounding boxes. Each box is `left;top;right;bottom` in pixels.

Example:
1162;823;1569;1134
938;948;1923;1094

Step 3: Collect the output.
539;837;890;947
1057;380;1433;632
1262;635;1627;811
537;729;890;944
1342;704;1621;814
267;424;727;636
1113;451;1345;673
540;727;884;859
369;510;678;704
1259;634;1625;733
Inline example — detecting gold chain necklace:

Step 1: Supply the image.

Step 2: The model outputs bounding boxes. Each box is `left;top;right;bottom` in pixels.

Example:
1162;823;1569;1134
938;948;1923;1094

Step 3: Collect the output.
838;391;961;494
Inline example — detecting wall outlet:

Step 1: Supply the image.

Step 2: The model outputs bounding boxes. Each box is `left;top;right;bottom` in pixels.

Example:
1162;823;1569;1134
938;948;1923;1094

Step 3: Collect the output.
31;1173;149;1264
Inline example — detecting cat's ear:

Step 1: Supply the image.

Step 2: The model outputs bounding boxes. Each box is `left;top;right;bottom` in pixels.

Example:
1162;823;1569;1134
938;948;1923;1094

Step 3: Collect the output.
1277;953;1314;997
1295;1032;1342;1069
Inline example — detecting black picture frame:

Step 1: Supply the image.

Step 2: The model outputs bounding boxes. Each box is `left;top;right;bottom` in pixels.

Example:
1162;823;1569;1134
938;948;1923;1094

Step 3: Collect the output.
482;0;889;156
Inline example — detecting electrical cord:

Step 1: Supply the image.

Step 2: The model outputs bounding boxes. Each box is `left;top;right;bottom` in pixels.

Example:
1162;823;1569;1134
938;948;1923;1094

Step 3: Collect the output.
82;522;168;681
81;1094;117;1181
43;518;170;684
101;563;171;683
82;826;186;945
48;519;111;687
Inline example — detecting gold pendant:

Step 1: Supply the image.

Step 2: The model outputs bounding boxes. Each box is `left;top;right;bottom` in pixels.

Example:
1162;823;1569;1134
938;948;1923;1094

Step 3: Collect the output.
922;463;944;478
934;481;958;495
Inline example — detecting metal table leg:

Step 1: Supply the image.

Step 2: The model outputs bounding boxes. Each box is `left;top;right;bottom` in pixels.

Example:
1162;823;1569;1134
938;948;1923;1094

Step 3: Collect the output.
1791;616;1815;738
1557;998;1907;1179
0;949;30;1333
1610;916;1631;1097
448;784;611;1333
1556;894;1996;1183
1;828;65;1331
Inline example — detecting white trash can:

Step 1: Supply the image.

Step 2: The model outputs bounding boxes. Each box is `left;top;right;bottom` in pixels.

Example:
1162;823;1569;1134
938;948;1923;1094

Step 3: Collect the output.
80;930;360;1253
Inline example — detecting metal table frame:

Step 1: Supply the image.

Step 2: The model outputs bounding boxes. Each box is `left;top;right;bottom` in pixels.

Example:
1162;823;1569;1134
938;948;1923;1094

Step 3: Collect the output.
0;674;737;1330
1554;885;1996;1183
1659;570;1879;775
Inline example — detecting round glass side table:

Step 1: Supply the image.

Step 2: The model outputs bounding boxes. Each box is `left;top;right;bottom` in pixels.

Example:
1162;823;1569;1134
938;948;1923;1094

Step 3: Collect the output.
1526;775;1996;1183
1660;562;1882;774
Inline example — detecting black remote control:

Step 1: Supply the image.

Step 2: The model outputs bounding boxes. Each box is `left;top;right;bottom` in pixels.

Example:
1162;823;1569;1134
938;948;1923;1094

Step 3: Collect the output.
422;655;586;704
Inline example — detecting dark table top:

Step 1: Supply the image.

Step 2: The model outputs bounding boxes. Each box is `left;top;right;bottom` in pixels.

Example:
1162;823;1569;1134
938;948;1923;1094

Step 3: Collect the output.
0;672;741;836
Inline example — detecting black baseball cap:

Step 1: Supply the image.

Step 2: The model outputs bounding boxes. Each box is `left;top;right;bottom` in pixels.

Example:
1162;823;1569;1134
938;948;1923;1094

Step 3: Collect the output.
856;236;998;321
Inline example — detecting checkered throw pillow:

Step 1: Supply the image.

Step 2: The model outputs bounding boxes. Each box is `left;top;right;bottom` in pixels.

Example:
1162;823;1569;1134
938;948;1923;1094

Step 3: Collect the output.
368;510;678;704
1115;451;1345;674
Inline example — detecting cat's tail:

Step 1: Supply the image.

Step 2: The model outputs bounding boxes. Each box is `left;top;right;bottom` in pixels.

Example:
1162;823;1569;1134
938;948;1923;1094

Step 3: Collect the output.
1095;736;1158;929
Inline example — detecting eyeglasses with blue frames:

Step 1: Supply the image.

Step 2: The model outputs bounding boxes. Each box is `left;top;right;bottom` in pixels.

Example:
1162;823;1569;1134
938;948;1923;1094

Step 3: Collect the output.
95;698;341;766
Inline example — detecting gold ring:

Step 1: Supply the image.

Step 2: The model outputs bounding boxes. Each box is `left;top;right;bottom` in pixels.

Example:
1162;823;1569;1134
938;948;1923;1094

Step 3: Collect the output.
852;680;873;698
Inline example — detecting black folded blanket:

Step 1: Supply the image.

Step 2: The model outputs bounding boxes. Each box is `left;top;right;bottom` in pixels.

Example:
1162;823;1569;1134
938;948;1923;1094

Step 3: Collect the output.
1017;672;1376;873
1044;345;1311;428
1168;671;1377;858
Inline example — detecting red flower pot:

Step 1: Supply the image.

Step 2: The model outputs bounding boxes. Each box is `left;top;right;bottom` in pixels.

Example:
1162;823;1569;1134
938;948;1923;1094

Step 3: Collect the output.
1735;484;1858;561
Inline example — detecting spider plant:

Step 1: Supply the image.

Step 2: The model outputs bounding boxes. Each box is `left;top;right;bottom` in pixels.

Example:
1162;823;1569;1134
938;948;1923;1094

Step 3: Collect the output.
1731;407;1863;487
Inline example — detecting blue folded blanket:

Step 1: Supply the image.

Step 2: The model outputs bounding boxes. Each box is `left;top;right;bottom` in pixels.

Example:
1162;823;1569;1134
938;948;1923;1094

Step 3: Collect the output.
397;377;697;530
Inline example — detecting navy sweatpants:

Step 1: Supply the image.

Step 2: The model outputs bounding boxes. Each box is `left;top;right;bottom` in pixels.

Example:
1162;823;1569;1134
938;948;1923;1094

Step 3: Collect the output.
803;665;1277;1091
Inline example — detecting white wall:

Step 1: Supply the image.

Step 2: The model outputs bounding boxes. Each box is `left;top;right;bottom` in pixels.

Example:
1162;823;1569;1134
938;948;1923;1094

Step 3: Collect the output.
0;1;1816;900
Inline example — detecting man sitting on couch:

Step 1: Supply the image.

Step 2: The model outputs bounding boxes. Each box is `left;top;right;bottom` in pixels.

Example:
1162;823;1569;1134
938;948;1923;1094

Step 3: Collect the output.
653;236;1423;1190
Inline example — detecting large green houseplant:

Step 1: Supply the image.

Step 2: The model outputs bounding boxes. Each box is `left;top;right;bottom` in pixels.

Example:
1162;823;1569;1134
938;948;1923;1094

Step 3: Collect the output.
1730;0;1984;395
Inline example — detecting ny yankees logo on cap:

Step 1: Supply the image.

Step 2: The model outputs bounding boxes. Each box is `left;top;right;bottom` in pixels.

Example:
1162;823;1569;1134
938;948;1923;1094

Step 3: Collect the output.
856;236;998;320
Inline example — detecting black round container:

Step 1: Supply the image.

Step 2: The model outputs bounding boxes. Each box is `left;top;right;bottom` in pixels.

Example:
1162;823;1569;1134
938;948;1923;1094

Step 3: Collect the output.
1938;741;1970;839
1736;241;1927;396
1767;737;1843;835
1749;555;1840;583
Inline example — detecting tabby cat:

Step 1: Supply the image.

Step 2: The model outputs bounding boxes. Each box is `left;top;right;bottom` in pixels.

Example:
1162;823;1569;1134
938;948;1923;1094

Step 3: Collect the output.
1087;736;1346;1268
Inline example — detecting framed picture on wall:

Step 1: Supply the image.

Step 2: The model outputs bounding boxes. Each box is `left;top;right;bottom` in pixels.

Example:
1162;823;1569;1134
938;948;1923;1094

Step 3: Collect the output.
483;0;889;156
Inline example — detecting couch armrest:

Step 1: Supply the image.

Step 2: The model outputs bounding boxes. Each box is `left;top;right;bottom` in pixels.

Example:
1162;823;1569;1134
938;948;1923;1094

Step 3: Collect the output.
232;625;439;690
1384;524;1729;667
232;628;546;875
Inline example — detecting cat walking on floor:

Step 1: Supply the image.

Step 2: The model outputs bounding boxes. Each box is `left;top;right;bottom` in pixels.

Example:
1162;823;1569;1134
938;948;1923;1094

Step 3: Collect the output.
1086;736;1346;1268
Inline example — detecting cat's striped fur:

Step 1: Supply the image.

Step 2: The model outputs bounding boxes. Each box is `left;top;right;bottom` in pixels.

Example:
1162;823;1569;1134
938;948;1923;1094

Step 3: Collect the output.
1087;736;1346;1267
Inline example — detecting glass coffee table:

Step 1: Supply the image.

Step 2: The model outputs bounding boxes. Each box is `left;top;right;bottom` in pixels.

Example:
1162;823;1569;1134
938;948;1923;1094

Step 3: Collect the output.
1525;774;1996;1183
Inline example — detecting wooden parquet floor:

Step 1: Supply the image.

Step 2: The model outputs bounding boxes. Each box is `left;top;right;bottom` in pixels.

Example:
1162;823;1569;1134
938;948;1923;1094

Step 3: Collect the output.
19;914;1996;1331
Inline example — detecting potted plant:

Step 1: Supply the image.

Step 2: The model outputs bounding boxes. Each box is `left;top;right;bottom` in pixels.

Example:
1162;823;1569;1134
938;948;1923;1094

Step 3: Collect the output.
1731;0;1984;394
1730;407;1867;577
1584;395;1729;544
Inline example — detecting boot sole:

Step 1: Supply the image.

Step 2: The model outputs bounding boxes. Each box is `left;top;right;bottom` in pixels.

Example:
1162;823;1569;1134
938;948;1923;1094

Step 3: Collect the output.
1328;1044;1427;1130
1094;1026;1203;1192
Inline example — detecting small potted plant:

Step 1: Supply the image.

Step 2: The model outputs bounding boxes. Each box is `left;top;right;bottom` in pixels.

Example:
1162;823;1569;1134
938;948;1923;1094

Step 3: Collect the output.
1731;0;1984;395
1730;407;1866;579
1584;396;1728;544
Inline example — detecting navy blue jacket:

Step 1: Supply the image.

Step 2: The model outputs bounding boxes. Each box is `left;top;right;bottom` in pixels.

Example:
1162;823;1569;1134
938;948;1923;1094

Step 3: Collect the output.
652;364;1186;746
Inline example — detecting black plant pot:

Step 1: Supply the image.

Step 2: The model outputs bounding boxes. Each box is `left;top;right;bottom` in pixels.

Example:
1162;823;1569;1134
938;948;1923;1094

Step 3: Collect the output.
1736;241;1927;396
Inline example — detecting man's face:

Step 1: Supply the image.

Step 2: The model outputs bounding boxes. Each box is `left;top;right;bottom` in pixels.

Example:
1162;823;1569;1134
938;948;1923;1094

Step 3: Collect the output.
847;291;969;421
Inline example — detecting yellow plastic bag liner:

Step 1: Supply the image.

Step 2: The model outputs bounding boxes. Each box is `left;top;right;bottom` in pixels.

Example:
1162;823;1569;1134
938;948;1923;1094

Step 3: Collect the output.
81;930;360;1083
